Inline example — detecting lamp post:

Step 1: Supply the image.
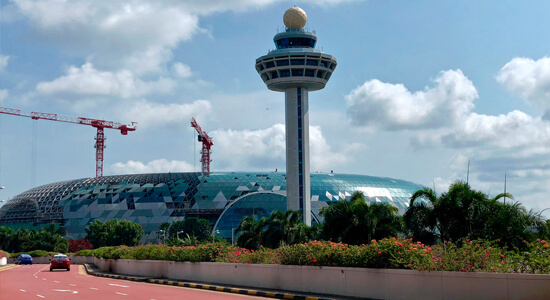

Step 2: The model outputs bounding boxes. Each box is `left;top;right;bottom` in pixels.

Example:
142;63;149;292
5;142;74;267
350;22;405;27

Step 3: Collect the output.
213;230;220;243
538;208;550;218
159;230;166;244
231;227;236;246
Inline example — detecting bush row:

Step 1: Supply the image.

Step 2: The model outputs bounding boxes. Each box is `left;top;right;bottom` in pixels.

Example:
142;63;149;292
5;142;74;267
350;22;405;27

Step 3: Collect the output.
72;237;550;274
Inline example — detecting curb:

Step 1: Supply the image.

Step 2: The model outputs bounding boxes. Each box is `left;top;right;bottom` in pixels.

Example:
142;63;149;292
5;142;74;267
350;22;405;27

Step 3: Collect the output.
82;263;145;282
82;263;334;300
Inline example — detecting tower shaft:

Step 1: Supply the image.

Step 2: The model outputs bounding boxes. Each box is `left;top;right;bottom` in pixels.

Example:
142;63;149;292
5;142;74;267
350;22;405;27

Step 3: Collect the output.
285;87;311;225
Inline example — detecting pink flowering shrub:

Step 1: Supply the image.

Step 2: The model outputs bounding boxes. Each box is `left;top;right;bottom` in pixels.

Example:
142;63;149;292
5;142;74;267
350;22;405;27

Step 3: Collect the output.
81;238;550;274
68;238;94;253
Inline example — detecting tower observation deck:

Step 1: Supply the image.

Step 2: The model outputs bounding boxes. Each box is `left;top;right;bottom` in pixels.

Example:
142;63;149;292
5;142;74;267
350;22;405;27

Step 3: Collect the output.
255;7;337;225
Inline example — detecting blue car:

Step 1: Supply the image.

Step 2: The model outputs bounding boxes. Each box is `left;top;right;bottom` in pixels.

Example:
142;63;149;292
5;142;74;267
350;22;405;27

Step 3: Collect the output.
15;254;33;265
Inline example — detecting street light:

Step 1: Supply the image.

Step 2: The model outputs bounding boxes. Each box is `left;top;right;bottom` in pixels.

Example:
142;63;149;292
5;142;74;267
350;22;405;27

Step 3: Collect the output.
159;230;166;244
538;208;550;218
231;227;237;246
177;230;184;240
213;230;220;243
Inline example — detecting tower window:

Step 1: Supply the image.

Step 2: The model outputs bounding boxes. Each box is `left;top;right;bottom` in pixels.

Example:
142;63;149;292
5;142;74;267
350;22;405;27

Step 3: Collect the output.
292;69;304;76
306;60;318;66
276;60;290;66
305;69;315;77
280;70;290;77
291;59;305;65
265;61;275;68
270;71;279;79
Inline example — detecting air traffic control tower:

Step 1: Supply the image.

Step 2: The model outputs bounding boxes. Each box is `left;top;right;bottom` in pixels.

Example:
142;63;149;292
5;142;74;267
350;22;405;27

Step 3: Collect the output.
255;7;337;225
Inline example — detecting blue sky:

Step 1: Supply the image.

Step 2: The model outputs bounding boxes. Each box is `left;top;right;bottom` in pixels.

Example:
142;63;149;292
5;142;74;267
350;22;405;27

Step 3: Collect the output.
1;0;550;217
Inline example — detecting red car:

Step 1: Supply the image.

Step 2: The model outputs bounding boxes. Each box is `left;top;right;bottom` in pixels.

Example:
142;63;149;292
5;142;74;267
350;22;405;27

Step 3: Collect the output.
50;254;71;271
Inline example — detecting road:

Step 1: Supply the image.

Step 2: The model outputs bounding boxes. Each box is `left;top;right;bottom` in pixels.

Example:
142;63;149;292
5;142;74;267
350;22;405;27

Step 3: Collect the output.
0;264;265;300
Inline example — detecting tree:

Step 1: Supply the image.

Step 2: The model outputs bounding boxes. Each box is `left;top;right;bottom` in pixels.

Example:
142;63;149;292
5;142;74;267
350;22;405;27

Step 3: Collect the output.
35;223;68;252
320;191;403;245
403;180;544;248
69;238;94;252
168;218;212;242
262;210;304;248
235;215;267;250
85;219;144;247
0;226;16;252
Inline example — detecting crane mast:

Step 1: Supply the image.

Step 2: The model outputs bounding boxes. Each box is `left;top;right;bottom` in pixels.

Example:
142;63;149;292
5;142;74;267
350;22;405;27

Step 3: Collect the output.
190;117;213;176
0;106;137;177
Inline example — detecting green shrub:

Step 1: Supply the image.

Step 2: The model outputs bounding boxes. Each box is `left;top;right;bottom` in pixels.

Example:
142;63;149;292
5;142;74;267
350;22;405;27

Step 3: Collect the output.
74;249;94;256
61;239;550;274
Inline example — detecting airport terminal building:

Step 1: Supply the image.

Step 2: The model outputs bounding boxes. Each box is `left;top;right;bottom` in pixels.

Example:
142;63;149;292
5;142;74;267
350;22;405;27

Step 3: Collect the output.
0;172;423;242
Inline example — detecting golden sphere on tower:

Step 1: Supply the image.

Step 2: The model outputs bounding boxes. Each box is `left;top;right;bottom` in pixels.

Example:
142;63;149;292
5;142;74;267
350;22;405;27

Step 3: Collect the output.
283;6;307;29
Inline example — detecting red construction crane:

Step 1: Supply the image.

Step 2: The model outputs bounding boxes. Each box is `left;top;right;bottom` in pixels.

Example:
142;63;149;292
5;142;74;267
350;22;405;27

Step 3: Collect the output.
190;117;213;176
0;106;137;178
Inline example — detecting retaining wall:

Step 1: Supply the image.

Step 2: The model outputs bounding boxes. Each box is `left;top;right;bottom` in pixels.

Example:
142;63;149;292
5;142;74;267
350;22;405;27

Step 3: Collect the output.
86;258;550;300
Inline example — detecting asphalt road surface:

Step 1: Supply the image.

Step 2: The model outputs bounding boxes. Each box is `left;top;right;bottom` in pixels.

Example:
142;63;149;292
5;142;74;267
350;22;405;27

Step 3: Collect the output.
0;264;266;300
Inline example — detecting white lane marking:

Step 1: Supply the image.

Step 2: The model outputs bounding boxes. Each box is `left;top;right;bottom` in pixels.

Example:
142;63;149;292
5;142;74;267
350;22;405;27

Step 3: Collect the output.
53;281;59;283
52;289;78;294
36;295;45;298
90;287;98;290
41;278;46;280
109;283;129;288
69;284;76;286
115;292;127;296
20;289;27;292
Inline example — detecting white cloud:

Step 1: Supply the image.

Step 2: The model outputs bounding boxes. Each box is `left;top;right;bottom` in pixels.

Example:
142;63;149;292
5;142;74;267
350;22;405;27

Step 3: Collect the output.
346;70;478;130
0;55;9;72
121;99;212;129
211;124;286;170
110;159;194;174
12;1;201;75
309;126;363;170
36;62;176;99
11;1;356;75
210;124;361;171
497;57;550;111
172;63;192;78
442;110;550;152
0;90;8;103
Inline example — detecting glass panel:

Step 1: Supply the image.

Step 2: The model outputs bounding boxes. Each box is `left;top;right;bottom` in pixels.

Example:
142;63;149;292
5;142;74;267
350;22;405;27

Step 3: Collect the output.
276;60;289;66
292;69;304;76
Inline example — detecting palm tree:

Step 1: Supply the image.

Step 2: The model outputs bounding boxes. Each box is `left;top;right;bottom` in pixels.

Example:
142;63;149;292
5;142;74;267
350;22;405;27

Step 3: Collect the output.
235;215;267;250
262;210;303;248
0;226;16;252
369;204;403;241
320;191;403;245
404;180;515;245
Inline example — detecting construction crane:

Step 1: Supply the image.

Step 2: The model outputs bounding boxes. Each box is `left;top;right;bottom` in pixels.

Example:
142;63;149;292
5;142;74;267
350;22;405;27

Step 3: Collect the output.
190;117;213;176
0;106;137;178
